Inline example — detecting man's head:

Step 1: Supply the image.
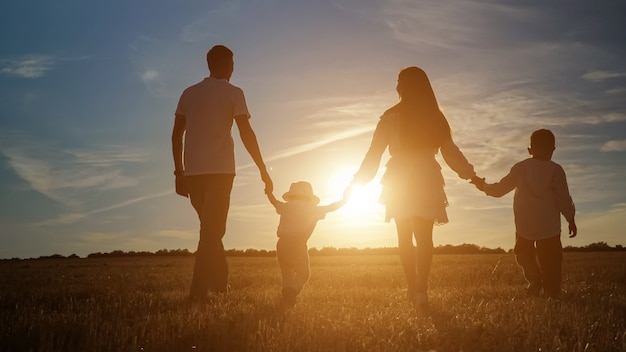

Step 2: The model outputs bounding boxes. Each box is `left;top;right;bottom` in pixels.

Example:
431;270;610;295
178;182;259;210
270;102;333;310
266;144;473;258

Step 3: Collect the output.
528;128;556;160
207;45;234;80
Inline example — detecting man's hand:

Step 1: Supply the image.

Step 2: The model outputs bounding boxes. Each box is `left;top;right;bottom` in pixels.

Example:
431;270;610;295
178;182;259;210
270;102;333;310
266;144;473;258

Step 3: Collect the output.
261;169;273;195
568;221;577;238
175;175;188;198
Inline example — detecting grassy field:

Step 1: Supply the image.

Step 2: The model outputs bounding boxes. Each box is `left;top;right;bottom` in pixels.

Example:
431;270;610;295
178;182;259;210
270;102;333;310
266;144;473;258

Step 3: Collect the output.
0;253;624;352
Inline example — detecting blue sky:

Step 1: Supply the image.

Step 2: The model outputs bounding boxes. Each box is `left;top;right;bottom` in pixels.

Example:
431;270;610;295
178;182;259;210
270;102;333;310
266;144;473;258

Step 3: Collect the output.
1;0;625;259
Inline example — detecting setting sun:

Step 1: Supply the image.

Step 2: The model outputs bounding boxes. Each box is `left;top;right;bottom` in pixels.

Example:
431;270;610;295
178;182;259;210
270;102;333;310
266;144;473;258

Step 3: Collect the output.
327;167;384;216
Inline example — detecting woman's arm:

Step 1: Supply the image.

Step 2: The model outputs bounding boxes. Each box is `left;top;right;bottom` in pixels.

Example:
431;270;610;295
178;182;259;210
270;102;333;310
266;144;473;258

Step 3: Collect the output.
440;138;476;180
353;120;389;185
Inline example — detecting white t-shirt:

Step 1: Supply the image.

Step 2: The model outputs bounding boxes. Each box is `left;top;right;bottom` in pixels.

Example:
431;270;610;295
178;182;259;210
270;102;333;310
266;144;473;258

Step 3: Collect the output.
484;158;575;240
175;77;250;175
274;200;329;240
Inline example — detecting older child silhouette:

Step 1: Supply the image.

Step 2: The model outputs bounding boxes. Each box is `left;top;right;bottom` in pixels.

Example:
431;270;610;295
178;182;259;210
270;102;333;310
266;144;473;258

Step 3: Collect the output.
473;129;577;299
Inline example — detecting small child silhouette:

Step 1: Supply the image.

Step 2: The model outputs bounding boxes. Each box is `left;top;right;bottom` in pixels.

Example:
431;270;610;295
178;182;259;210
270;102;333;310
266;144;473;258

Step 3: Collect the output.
266;181;350;306
473;129;577;299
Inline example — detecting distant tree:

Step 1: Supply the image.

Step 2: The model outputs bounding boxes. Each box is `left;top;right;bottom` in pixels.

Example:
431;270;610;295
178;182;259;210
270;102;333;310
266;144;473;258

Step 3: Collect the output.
585;242;611;251
74;241;623;260
316;247;340;256
163;248;192;256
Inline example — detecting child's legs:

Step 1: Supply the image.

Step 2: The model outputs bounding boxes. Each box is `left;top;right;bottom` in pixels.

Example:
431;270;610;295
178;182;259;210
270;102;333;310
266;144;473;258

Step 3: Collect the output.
291;245;311;294
536;235;563;297
412;216;434;293
513;235;542;288
276;239;296;289
276;238;309;293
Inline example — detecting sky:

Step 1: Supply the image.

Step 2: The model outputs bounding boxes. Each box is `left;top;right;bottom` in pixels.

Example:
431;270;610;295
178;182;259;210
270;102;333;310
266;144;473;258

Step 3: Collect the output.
0;0;625;259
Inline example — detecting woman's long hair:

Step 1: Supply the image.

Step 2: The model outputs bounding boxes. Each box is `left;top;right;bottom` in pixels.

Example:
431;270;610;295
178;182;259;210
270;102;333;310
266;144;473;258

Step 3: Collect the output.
395;67;451;152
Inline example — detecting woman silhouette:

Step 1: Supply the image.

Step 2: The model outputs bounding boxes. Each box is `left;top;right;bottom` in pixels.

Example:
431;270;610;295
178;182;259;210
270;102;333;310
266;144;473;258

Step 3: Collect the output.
352;67;481;309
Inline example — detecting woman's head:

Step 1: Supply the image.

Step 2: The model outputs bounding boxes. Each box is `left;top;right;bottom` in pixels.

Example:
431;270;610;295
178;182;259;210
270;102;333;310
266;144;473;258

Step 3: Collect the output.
394;67;451;149
397;67;438;107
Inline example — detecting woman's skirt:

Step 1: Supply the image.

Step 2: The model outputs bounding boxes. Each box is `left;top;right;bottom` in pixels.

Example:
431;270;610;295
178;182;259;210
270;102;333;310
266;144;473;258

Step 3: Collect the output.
380;156;449;224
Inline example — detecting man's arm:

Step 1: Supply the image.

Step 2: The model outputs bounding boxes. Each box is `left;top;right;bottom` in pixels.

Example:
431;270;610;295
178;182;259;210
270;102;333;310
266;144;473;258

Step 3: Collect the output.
235;115;273;194
266;192;281;210
171;114;188;197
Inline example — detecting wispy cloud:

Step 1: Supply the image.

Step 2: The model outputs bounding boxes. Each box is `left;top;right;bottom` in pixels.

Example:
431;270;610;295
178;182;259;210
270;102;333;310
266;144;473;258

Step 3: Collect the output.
581;113;626;125
606;87;626;95
153;229;196;240
142;70;159;83
66;146;148;168
40;190;172;226
601;140;626;152
238;99;381;170
582;70;626;82
609;203;626;212
180;2;242;42
129;35;190;98
0;55;89;79
3;148;141;206
266;125;373;163
0;132;148;207
0;55;57;78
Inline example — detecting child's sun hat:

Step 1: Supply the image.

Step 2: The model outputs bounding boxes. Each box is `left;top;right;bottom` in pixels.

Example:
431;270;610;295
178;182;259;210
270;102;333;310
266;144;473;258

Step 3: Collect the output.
282;181;320;204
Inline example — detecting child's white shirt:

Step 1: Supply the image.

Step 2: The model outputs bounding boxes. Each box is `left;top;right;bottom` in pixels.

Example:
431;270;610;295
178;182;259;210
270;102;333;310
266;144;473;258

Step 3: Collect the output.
274;200;329;240
483;158;575;240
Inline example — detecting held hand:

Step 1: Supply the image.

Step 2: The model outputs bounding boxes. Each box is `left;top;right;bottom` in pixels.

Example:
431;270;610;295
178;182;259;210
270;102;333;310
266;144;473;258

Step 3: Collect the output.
568;222;577;238
175;175;188;198
470;175;486;191
261;169;273;194
350;174;367;188
342;185;354;202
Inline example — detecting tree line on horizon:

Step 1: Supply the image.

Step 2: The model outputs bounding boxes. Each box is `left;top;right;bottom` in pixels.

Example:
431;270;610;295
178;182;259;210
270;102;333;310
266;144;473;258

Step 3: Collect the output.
3;241;624;261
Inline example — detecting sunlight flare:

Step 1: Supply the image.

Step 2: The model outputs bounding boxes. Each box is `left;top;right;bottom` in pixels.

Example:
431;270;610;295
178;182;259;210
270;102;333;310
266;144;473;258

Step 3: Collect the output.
328;167;383;216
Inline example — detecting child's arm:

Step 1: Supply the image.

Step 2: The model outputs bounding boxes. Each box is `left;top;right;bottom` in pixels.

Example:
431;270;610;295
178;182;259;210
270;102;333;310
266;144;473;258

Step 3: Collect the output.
266;192;281;210
482;168;517;197
554;165;576;238
321;186;352;213
470;175;486;191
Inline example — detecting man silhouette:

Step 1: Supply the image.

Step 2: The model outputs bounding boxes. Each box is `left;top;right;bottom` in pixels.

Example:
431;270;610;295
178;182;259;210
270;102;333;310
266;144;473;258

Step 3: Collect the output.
171;45;273;299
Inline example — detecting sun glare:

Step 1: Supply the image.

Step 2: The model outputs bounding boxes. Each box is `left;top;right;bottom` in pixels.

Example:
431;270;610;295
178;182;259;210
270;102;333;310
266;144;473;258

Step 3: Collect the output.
327;167;384;218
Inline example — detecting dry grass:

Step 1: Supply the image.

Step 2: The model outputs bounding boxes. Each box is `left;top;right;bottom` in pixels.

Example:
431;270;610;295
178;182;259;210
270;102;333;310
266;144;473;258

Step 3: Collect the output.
0;253;624;351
